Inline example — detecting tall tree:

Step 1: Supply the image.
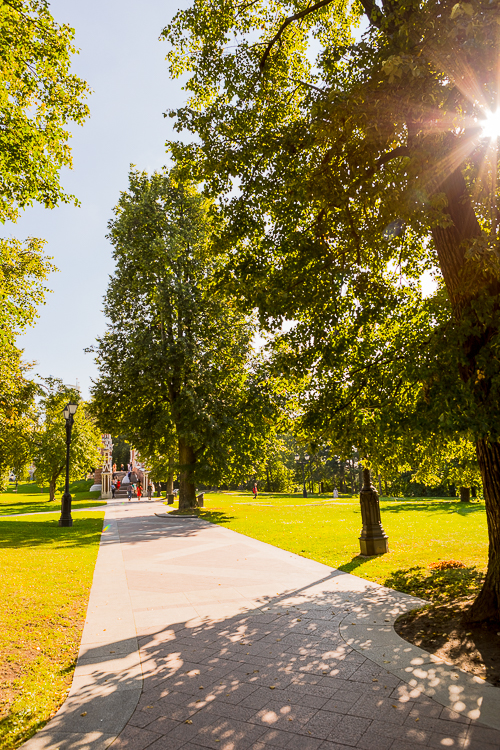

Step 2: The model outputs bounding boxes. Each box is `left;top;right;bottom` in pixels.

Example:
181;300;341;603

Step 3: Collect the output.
0;238;54;486
90;169;277;508
164;0;500;622
34;380;102;501
0;0;89;481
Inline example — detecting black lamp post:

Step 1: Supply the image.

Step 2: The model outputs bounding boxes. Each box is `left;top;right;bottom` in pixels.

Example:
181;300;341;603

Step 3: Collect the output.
295;455;309;498
59;401;79;528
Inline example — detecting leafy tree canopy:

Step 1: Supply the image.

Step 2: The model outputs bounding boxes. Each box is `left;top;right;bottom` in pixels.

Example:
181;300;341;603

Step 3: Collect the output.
0;0;90;222
33;379;102;502
0;237;54;485
164;0;500;621
90;168;280;507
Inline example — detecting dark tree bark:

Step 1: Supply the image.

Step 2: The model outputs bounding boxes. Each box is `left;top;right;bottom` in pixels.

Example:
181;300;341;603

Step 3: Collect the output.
49;468;63;501
178;437;197;509
465;440;500;623
166;457;174;495
430;164;500;623
460;486;471;503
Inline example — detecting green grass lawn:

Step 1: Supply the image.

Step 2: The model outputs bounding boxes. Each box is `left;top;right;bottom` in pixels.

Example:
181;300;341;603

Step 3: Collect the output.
0;481;106;516
0;510;104;750
171;491;488;601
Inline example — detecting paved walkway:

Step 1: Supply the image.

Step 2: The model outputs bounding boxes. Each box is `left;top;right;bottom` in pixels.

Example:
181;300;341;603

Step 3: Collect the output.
23;500;500;750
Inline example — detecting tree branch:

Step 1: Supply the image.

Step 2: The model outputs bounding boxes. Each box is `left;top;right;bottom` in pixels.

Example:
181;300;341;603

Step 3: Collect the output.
259;0;337;71
376;146;410;169
357;0;383;29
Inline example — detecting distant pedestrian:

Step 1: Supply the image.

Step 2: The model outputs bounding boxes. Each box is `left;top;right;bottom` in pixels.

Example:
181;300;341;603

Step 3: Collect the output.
147;483;152;500
137;484;142;501
113;463;117;473
121;464;124;471
111;482;116;498
116;479;121;490
333;488;338;499
252;482;258;499
127;485;132;501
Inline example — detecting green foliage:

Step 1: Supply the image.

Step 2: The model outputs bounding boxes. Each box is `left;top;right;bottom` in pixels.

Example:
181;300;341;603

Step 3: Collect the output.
164;0;499;289
33;380;102;501
384;565;484;602
0;0;88;496
0;0;90;222
163;0;500;443
0;239;55;486
165;0;500;618
90;168;279;495
111;435;130;470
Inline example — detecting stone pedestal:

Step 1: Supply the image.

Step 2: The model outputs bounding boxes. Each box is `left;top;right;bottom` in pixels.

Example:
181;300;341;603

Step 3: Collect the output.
197;493;204;508
359;468;389;556
102;471;112;500
167;494;175;505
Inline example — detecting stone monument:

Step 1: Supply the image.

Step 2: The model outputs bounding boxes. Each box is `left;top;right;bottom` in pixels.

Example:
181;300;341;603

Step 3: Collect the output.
359;467;389;556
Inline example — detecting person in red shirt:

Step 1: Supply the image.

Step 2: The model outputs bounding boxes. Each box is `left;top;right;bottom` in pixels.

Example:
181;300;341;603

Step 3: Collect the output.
137;484;142;501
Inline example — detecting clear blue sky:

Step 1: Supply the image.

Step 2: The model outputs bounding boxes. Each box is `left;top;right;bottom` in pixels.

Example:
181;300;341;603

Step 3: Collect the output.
9;0;187;398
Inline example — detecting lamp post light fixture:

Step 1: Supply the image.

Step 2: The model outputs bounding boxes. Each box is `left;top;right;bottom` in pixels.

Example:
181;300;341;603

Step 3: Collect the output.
59;401;79;528
295;455;309;498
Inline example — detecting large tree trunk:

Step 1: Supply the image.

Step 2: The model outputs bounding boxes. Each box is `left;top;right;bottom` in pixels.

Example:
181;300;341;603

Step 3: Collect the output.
178;437;197;509
464;440;500;623
166;457;174;495
460;486;470;503
49;477;57;501
430;164;500;623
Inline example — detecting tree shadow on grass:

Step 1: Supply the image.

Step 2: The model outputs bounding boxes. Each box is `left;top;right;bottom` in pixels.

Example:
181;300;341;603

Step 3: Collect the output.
168;509;236;525
0;516;103;550
381;500;485;516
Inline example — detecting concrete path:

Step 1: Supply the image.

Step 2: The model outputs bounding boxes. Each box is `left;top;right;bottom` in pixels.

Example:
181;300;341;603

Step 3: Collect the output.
22;500;500;750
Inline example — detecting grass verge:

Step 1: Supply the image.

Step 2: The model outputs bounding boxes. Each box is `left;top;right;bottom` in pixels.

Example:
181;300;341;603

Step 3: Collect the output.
0;511;104;750
0;481;106;516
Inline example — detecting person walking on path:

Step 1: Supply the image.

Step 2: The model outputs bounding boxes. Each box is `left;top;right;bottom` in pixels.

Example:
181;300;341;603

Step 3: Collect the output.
252;482;258;499
147;483;153;501
333;487;338;499
111;482;116;499
116;478;121;491
136;484;142;501
127;485;132;501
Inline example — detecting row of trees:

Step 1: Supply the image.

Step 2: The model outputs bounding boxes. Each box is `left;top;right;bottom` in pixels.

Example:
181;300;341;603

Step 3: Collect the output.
89;167;483;505
155;0;500;624
0;1;98;496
